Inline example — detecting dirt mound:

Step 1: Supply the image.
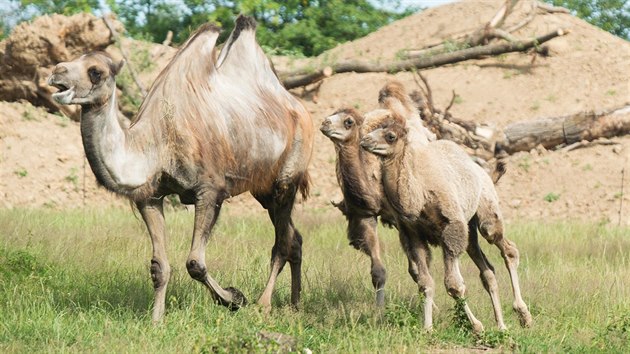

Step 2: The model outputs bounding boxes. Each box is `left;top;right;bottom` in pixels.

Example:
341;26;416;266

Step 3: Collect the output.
0;13;121;117
0;0;628;224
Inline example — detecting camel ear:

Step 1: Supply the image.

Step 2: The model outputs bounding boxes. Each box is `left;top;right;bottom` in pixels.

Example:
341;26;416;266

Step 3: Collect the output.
112;59;126;75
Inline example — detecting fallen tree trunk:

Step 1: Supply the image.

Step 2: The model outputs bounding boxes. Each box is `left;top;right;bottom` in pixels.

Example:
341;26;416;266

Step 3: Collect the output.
497;105;630;154
280;29;567;89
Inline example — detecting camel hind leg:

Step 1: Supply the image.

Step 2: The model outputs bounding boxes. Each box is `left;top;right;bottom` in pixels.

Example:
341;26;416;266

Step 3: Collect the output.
467;216;506;330
255;178;304;310
477;197;533;327
348;215;387;306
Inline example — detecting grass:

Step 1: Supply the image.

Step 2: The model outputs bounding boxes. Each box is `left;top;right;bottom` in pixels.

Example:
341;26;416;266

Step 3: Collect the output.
1;208;629;352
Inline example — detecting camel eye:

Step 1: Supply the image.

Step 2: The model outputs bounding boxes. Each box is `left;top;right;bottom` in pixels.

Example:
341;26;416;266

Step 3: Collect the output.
385;132;397;143
344;118;354;129
88;67;102;84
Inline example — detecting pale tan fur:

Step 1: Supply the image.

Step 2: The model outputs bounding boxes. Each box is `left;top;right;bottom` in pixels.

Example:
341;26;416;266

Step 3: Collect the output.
378;80;436;143
361;114;532;332
47;17;313;322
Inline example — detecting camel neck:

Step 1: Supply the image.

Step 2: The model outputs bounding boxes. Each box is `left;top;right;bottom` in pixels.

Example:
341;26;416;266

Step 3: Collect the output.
381;144;419;215
80;87;157;195
336;142;380;213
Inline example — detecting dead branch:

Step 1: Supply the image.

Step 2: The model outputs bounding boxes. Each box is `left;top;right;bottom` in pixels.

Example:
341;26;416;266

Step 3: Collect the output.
561;138;619;152
536;1;570;14
498;104;630;154
281;29;567;89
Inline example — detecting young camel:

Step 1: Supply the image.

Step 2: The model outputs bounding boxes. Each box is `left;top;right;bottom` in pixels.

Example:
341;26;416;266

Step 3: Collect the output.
360;114;532;333
319;82;435;306
47;16;313;322
320;108;391;306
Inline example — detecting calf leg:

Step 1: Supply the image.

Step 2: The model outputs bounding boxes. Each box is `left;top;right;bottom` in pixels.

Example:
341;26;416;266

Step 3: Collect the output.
467;217;506;330
477;201;532;327
442;220;484;334
399;227;435;330
186;186;246;309
348;216;387;306
137;198;170;323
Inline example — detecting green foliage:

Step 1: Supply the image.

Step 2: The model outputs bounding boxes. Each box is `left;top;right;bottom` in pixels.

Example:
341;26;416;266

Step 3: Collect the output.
544;0;630;39
13;168;28;177
9;0;413;57
544;192;561;202
20;0;100;15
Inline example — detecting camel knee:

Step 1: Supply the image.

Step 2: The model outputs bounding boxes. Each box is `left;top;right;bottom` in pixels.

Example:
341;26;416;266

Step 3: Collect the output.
150;259;171;289
288;228;303;265
445;274;466;298
371;264;387;289
186;259;207;281
502;241;520;266
408;264;420;283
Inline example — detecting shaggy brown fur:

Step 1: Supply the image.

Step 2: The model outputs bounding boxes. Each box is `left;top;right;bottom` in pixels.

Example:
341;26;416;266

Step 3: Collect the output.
320;107;394;306
47;15;313;322
361;114;532;332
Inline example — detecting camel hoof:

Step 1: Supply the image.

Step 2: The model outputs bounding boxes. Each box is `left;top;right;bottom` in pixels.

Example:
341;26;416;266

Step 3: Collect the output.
472;321;485;335
375;289;385;307
518;311;533;328
217;287;248;311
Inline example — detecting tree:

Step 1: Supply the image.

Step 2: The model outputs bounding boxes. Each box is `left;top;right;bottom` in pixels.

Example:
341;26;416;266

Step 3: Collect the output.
545;0;630;39
106;0;414;56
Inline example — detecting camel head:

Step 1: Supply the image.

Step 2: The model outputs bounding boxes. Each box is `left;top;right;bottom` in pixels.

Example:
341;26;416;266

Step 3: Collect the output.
320;108;364;143
48;51;124;105
360;116;408;157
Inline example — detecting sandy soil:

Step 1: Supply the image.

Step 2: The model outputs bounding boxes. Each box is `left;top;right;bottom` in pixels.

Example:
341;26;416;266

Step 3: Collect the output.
1;0;628;224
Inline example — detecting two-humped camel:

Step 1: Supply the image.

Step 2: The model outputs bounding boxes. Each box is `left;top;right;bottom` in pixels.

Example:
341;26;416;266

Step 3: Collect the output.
361;111;532;332
47;16;313;322
320;82;435;306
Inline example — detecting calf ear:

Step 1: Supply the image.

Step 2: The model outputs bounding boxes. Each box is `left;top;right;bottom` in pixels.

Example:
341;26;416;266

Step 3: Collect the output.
112;59;126;75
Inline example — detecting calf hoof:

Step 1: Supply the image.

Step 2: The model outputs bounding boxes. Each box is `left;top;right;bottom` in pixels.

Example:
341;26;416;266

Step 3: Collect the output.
217;287;248;311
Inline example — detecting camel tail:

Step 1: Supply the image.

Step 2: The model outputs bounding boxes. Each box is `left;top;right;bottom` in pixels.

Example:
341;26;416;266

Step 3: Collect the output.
492;160;507;184
299;170;311;201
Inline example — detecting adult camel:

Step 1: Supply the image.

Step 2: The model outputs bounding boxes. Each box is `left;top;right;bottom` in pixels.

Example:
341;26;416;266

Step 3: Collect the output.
47;15;313;322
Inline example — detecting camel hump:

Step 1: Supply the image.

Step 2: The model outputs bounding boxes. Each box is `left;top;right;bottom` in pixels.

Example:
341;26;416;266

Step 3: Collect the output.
233;14;257;37
197;22;221;34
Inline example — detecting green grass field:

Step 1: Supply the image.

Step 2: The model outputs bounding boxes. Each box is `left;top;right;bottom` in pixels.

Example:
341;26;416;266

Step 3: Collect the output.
1;207;629;353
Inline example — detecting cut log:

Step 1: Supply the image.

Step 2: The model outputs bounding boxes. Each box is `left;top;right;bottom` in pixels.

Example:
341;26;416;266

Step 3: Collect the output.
280;29;567;89
497;105;630;154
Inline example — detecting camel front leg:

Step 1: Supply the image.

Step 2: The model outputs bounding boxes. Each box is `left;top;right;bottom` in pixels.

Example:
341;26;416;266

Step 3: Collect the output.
348;216;387;306
137;198;170;323
186;187;247;309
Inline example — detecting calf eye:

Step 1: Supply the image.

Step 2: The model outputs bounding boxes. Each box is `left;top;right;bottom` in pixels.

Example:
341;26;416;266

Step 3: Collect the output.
344;118;354;128
386;132;397;143
88;67;102;84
